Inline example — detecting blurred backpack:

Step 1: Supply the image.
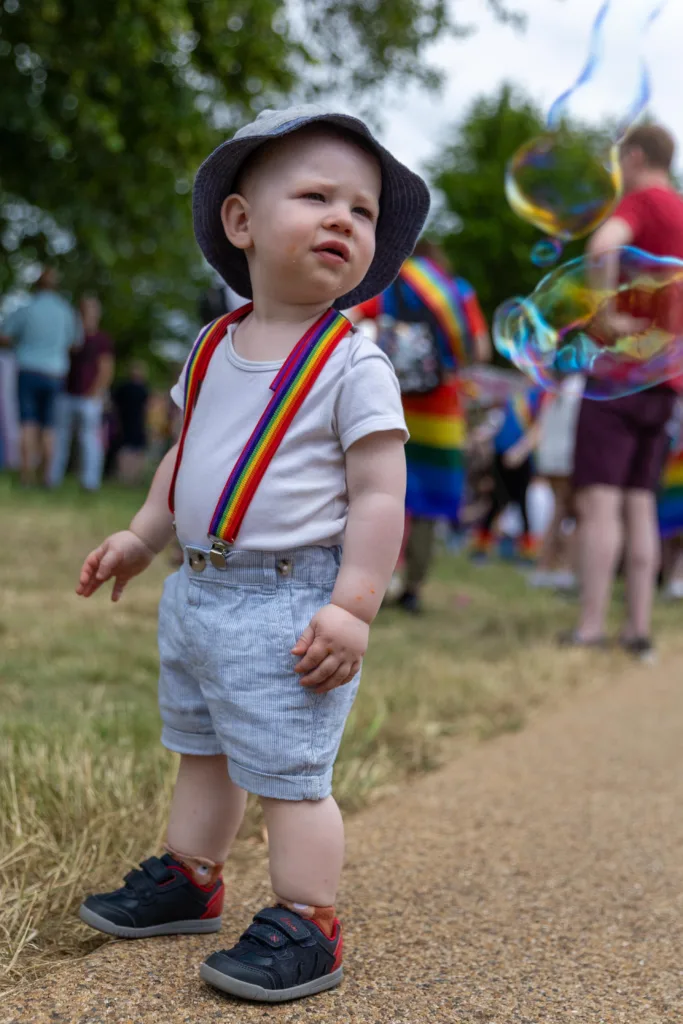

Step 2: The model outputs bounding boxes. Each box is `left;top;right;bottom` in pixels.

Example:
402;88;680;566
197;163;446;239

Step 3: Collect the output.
376;279;443;396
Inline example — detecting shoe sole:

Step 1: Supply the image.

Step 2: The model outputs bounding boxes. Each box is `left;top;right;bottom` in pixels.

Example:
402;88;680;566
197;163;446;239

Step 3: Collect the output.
199;962;343;1003
79;904;222;938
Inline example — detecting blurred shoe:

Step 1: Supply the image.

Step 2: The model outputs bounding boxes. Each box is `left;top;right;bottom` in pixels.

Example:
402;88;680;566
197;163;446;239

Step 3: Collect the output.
665;578;683;600
515;533;538;564
552;570;577;591
527;569;558;588
470;529;494;563
619;636;656;664
528;569;577;591
557;629;609;649
396;590;422;615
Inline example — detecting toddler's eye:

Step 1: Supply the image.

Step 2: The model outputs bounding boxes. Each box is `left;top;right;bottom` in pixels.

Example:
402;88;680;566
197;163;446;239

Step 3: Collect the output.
353;206;375;220
303;192;326;202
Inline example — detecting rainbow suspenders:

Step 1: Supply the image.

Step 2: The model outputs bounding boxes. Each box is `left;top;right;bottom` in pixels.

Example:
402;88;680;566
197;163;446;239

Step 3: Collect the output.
169;304;352;567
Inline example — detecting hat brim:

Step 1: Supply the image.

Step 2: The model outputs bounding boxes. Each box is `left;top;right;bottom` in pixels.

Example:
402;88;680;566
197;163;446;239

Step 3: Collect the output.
192;113;430;309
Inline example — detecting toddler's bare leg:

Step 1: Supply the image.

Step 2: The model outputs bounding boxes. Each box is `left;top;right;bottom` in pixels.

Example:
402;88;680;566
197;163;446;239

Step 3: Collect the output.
166;755;247;879
261;796;344;925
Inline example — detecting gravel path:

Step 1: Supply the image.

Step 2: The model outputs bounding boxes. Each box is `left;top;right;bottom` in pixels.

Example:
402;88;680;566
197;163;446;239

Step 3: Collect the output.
5;651;683;1024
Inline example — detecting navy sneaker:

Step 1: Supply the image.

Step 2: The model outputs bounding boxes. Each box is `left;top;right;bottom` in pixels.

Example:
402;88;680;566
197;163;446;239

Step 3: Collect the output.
200;906;343;1003
79;854;223;938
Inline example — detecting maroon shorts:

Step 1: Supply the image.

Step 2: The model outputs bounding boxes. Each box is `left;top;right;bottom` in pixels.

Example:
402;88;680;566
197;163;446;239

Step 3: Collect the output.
573;386;676;492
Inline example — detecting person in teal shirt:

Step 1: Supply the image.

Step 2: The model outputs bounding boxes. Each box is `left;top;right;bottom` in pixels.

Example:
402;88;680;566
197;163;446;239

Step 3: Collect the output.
0;267;82;485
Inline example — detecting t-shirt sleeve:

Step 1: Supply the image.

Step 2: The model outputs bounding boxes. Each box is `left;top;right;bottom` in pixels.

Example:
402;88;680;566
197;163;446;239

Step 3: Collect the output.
612;193;645;236
170;356;189;411
334;339;408;451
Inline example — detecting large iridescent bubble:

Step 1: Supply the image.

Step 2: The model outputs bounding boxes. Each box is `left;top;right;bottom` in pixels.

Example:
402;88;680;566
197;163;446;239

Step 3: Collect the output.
505;1;667;243
506;135;621;241
493;247;683;400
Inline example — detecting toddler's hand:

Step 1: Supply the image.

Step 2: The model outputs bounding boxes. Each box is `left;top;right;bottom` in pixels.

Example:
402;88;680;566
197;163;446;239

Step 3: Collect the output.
292;603;368;693
76;530;156;602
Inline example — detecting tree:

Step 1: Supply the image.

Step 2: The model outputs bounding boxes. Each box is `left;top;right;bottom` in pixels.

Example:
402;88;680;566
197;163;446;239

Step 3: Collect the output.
0;0;522;359
427;84;586;336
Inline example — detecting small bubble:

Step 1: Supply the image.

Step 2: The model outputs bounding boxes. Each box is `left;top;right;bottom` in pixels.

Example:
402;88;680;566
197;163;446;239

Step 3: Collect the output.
531;239;563;268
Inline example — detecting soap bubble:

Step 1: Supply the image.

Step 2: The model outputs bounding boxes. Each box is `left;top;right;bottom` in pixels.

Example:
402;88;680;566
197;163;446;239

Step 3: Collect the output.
493;246;683;400
531;238;564;268
505;1;668;243
506;134;621;241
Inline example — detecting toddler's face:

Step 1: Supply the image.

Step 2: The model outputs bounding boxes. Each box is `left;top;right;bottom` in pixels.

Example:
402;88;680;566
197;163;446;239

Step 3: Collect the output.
225;129;381;306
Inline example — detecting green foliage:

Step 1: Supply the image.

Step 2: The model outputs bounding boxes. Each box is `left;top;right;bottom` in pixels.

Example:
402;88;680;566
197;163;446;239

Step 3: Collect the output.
427;84;586;341
0;0;520;359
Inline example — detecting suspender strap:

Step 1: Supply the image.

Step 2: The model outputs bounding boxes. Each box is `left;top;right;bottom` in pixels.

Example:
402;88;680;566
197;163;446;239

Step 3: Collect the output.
168;305;352;546
168;304;253;514
210;308;351;544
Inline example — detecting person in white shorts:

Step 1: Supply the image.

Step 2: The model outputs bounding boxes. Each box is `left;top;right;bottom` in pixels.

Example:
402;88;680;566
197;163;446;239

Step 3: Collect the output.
529;375;584;588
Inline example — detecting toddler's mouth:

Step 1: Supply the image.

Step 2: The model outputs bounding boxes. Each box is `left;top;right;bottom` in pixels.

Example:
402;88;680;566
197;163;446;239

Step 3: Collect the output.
313;241;350;264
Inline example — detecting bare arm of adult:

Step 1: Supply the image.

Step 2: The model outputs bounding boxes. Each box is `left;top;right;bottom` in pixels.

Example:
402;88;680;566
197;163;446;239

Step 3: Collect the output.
586;216;647;341
472;328;492;363
292;429;407;693
76;443;179;601
89;352;115;397
502;420;542;469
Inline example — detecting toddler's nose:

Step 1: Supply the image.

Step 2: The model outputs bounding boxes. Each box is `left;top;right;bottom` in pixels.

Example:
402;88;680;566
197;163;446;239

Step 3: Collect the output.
322;203;353;236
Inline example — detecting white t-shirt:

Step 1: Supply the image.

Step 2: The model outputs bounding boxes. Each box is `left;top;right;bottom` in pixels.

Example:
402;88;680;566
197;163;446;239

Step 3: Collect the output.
170;323;408;551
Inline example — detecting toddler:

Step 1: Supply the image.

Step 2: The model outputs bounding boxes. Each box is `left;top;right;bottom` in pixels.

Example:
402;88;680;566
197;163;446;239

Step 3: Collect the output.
76;105;429;1003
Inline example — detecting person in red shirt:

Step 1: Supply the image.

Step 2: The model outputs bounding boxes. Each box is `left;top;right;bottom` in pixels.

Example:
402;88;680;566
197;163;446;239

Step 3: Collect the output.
566;124;682;659
49;295;115;491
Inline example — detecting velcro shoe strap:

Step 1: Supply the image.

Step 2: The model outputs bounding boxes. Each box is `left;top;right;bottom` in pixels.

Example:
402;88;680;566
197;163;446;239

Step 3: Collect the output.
140;857;174;884
246;922;290;948
254;907;312;943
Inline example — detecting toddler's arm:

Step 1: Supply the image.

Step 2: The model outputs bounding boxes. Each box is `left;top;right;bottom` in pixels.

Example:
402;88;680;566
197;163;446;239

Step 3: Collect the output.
293;430;406;692
332;430;407;623
76;443;178;601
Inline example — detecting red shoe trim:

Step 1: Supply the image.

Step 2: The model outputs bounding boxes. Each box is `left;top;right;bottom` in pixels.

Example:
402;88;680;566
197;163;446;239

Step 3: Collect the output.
169;863;221;894
200;882;224;919
329;919;343;972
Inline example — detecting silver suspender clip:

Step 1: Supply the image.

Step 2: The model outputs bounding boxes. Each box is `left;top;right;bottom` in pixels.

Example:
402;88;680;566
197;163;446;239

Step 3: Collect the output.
209;538;232;570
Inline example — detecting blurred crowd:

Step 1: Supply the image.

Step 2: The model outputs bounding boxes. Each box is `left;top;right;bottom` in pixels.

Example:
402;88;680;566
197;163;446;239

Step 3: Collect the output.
0;266;180;490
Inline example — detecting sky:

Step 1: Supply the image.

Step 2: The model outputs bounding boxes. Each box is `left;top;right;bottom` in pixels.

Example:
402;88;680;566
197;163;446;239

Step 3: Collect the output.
376;0;683;183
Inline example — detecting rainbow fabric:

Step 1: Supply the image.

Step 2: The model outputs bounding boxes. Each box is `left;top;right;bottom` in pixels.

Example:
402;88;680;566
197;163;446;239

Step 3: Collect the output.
399;258;471;368
170;306;351;543
658;444;683;538
402;380;466;520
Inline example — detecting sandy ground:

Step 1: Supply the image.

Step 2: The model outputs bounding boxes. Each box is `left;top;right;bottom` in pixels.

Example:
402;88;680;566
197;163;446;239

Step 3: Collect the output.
4;652;683;1024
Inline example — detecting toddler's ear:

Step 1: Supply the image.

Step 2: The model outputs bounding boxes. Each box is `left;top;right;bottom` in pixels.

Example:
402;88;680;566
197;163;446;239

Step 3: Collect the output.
221;194;252;250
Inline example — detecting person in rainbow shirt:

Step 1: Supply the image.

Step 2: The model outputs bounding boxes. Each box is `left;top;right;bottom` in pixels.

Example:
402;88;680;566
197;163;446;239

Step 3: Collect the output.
470;386;546;561
353;239;490;613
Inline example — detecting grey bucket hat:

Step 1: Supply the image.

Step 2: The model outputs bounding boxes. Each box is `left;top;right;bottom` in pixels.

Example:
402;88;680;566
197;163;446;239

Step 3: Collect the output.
192;105;431;309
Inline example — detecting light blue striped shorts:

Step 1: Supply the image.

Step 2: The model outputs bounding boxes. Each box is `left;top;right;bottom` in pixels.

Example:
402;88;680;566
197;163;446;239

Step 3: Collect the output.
157;545;361;801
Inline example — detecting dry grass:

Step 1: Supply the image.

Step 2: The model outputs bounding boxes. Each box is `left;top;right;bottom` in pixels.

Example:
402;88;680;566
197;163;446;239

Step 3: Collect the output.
1;474;681;995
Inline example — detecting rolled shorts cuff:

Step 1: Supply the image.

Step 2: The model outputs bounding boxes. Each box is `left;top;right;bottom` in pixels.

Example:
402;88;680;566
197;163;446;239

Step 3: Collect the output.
228;759;333;801
161;724;224;757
